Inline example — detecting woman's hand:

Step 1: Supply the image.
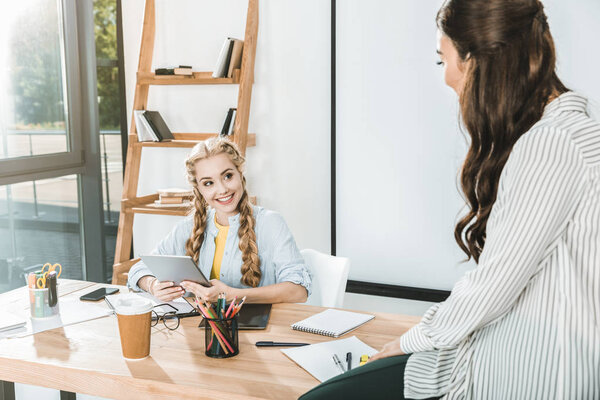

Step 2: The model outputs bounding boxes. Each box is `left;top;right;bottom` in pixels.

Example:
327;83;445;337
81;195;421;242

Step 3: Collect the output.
180;279;235;303
369;338;405;362
149;279;185;302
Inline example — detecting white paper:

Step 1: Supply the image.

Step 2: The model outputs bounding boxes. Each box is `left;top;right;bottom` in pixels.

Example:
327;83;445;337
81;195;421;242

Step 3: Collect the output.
106;292;195;315
0;299;112;339
281;336;378;382
0;310;27;332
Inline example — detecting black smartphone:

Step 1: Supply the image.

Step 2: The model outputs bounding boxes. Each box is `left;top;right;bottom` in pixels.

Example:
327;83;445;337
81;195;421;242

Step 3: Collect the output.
80;287;120;301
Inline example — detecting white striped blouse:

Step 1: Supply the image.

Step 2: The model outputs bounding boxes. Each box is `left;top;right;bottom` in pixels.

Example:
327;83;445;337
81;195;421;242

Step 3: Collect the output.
400;91;600;400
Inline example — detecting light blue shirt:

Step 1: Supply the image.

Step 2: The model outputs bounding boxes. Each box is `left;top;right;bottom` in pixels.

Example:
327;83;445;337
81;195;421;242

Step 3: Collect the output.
127;206;311;296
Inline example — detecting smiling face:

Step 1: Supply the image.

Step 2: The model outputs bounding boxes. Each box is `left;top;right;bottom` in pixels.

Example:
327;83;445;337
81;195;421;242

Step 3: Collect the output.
437;31;467;95
194;153;244;225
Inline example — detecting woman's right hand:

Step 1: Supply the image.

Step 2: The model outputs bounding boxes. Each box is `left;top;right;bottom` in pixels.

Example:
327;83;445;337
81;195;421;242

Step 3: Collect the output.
148;278;185;302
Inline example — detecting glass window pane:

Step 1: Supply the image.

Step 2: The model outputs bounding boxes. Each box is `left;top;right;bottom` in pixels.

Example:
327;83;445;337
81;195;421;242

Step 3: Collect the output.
0;175;82;295
0;0;69;160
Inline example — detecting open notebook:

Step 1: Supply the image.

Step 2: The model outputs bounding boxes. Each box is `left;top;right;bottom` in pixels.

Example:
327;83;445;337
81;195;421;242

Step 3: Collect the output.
291;309;374;337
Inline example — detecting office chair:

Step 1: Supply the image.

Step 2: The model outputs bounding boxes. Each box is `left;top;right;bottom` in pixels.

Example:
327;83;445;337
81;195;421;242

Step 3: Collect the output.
300;249;350;308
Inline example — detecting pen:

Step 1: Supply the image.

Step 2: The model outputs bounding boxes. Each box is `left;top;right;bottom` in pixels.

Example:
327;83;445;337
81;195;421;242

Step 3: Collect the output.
255;341;309;347
346;352;352;371
332;354;346;373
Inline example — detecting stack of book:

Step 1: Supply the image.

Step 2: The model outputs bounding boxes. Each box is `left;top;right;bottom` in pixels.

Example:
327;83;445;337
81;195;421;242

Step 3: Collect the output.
154;188;193;208
134;110;175;142
155;65;193;76
212;38;244;78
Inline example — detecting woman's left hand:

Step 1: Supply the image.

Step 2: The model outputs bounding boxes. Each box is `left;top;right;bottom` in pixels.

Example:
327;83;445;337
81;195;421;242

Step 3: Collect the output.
180;279;235;303
368;338;405;362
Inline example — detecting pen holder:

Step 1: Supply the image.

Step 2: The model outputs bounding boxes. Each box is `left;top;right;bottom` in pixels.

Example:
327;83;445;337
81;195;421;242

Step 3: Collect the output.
29;288;59;319
203;314;239;358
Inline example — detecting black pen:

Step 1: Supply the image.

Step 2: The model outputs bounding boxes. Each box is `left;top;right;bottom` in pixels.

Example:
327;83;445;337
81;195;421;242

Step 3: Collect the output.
346;352;352;371
255;341;309;347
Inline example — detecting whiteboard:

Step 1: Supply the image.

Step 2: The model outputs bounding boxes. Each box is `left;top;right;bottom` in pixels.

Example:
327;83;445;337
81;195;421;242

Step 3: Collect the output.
336;0;600;291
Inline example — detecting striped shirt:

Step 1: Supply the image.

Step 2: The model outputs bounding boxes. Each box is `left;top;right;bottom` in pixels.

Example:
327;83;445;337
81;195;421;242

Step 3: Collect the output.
400;92;600;399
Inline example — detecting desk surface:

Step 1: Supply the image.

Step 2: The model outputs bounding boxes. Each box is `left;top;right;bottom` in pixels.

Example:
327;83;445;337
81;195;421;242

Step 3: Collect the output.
0;280;420;400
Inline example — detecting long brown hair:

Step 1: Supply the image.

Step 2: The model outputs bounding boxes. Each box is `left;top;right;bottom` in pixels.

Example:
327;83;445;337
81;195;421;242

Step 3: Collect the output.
437;0;568;262
184;137;261;287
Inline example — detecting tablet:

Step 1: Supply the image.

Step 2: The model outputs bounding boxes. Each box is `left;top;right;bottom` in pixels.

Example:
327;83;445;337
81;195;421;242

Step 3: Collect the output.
236;303;272;330
199;304;272;330
140;255;211;287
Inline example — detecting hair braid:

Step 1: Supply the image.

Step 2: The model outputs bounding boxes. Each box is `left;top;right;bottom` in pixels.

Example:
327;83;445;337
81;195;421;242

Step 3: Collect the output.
185;186;208;263
237;179;261;287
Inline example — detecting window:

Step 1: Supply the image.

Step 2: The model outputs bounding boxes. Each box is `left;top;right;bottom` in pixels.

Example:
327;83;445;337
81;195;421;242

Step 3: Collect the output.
0;0;107;294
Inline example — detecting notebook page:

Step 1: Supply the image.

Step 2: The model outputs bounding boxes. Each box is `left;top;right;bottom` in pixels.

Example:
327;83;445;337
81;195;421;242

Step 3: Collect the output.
281;336;378;382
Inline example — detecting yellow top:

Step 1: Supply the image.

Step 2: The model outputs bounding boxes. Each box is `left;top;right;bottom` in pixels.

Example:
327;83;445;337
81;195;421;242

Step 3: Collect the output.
211;216;230;280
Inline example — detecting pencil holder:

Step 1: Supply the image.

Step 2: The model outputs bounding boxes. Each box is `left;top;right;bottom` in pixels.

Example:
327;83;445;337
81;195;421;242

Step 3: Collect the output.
203;314;239;358
29;288;60;319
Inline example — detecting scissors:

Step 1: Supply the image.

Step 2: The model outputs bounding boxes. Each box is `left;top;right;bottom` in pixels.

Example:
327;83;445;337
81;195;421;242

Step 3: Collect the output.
36;263;62;289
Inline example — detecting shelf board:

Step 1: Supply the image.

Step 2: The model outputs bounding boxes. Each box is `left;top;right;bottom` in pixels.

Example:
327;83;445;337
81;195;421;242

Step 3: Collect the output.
132;133;256;148
124;194;257;217
137;71;240;85
131;204;191;216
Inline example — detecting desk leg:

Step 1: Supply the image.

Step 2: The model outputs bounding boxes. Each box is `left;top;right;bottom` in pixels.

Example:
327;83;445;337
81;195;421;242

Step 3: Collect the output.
60;391;76;400
0;381;15;400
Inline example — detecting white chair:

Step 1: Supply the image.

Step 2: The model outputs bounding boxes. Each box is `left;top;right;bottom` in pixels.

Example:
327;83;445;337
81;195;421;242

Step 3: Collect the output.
300;249;350;308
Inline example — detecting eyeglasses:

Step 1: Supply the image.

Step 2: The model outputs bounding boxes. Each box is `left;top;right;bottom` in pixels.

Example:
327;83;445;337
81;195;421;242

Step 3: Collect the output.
151;304;180;330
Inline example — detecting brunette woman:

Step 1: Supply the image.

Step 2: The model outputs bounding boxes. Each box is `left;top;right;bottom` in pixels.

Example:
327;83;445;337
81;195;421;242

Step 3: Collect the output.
302;0;599;398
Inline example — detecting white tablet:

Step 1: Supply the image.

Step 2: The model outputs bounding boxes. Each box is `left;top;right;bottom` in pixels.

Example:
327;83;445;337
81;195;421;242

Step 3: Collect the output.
140;255;211;287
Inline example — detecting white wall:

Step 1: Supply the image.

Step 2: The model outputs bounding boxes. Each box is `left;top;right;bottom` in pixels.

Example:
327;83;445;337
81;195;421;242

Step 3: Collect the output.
121;0;331;256
335;0;600;291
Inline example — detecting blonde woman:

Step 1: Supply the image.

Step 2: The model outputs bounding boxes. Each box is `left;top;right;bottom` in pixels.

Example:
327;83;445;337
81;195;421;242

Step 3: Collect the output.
127;137;311;303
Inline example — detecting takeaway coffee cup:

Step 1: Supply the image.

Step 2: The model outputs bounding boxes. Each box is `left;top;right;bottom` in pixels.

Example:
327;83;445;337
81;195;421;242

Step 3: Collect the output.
113;295;153;360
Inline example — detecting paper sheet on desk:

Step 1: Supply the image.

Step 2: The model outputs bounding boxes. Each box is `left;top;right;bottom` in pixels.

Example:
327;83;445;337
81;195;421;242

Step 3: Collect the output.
105;292;195;315
281;336;378;382
0;299;112;339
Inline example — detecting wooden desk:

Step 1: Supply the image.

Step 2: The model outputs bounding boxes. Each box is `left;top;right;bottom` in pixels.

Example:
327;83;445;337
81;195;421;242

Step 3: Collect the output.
0;280;420;399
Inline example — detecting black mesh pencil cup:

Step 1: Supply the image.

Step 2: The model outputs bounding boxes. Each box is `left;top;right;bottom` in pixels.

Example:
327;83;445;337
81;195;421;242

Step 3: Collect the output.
203;314;239;358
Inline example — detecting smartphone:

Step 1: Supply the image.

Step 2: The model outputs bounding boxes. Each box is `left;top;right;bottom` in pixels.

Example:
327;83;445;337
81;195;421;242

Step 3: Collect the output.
80;287;120;301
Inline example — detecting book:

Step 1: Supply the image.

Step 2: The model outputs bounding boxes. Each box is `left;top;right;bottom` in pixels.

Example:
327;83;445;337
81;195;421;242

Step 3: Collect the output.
157;188;193;197
143;111;174;142
227;39;244;78
153;200;192;208
212;38;234;78
158;196;185;204
281;336;378;382
134;110;159;142
220;108;235;136
155;68;174;75
227;109;237;136
222;39;235;78
174;66;193;76
291;309;375;337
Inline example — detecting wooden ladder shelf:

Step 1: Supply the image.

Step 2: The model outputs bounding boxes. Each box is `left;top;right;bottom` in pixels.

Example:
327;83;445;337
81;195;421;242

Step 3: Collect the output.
112;0;258;285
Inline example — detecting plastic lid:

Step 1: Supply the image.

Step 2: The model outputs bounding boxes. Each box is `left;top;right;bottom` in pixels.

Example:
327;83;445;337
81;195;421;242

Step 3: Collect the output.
112;294;153;316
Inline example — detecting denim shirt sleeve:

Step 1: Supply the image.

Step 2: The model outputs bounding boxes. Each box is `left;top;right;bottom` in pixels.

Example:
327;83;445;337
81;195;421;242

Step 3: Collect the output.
127;217;193;292
262;211;312;296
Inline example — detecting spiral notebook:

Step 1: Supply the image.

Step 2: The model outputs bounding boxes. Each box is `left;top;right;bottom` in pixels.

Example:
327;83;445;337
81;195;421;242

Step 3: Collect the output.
291;309;374;337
